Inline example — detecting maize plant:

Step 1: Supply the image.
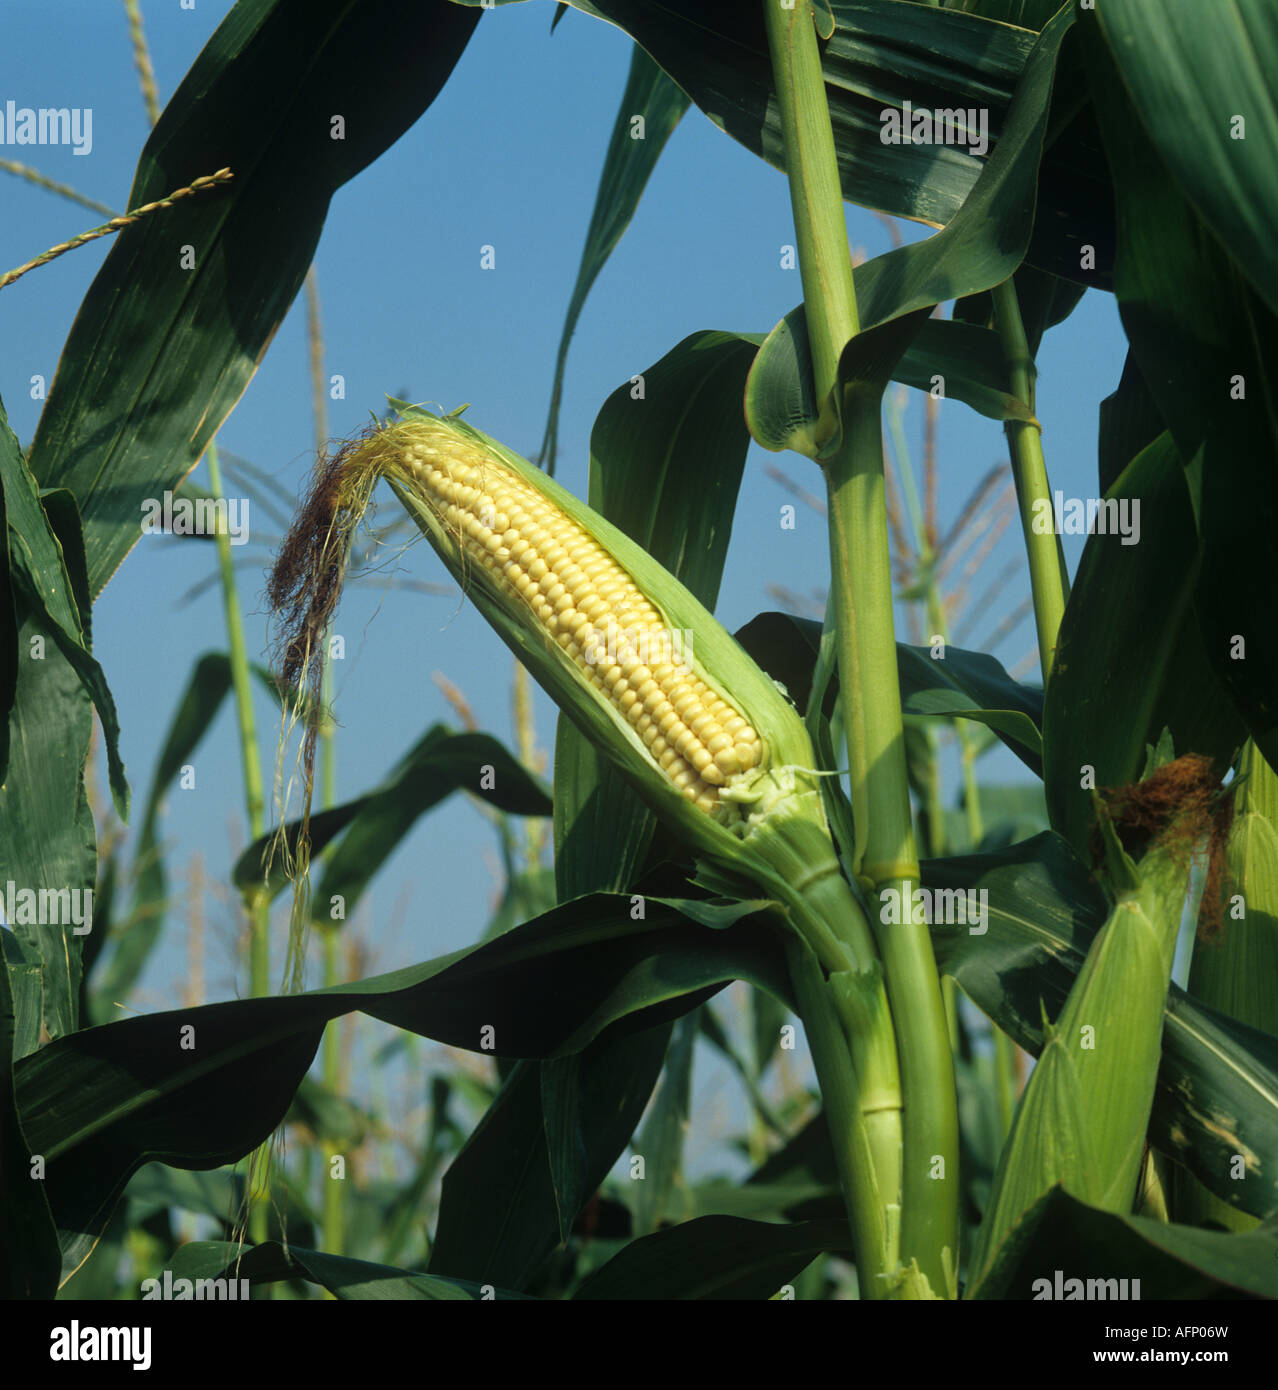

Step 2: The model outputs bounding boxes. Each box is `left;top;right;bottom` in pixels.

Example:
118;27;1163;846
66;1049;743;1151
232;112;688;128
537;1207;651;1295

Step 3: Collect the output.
2;0;1278;1340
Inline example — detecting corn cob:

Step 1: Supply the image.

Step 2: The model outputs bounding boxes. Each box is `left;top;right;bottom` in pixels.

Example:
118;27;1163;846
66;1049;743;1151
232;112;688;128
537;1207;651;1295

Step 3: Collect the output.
394;423;761;814
1179;740;1276;1232
268;403;898;984
275;404;834;859
969;759;1223;1289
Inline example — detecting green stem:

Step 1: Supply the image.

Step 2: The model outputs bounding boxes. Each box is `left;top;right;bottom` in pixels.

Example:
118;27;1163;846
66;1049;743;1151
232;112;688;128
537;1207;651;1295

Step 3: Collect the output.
923;726;945;858
764;10;859;399
826;410;959;1295
885;388;927;551
762;0;866;866
991;277;1068;684
960;732;984;846
207;441;272;1254
779;864;902;1218
318;649;344;1263
921;563;982;1060
747;799;904;1290
787;937;896;1298
208;443;268;944
949;684;1020;1136
964;721;1018;1140
763;0;959;1295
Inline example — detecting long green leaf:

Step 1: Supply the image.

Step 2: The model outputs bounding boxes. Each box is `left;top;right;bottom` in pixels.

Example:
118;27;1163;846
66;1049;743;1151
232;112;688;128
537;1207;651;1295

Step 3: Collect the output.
232;724;551;912
167;1239;536;1299
971;1186;1278;1300
538;43;690;474
14;895;789;1277
0;470;14;781
0;935;60;1298
1;399;127;815
28;0;479;597
735;611;1043;772
572;1215;850;1299
430;1026;669;1290
1042;432;1244;857
630;1010;696;1235
464;0;1111;285
93;653;283;1012
893;317;1038;423
0;503;97;1043
1083;15;1278;770
1095;0;1278;317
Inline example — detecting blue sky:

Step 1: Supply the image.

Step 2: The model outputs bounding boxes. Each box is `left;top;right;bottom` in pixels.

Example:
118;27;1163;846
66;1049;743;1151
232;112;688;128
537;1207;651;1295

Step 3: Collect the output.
2;1;1128;1177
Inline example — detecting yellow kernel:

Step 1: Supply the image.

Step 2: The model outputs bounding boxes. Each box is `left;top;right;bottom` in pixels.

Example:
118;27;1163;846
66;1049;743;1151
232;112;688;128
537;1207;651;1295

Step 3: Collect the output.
675;729;700;760
644;686;672;716
675;703;706;735
714;748;741;776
